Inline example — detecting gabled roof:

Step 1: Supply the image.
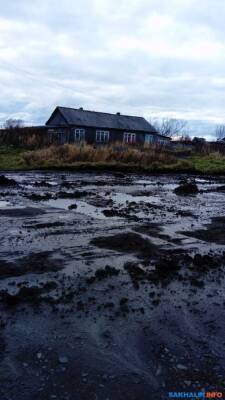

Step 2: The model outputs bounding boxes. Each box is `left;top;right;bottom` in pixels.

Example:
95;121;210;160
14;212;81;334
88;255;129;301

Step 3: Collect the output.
46;106;158;134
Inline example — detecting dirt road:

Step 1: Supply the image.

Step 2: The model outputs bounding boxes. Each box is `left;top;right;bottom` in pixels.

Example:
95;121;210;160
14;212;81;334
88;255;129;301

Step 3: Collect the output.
0;171;225;399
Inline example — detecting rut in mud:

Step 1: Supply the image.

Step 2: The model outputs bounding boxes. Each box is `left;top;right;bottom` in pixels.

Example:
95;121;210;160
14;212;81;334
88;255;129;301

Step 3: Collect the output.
0;171;225;400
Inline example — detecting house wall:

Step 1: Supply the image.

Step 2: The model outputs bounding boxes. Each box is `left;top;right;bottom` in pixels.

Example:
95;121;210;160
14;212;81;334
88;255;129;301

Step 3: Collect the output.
70;126;146;144
88;126;146;144
47;127;70;144
46;125;171;145
46;111;167;145
46;125;149;145
47;109;68;126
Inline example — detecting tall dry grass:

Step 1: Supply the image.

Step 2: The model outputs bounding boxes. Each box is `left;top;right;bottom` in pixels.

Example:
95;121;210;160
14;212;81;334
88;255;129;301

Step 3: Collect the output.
23;143;176;167
0;126;51;148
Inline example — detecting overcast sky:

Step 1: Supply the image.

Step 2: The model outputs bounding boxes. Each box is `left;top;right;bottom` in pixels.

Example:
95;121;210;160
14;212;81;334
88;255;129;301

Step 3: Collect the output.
0;0;225;137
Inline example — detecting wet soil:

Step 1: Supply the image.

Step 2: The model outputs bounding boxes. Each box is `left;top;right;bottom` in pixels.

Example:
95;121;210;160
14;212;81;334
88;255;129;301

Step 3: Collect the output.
0;252;62;279
0;175;17;186
0;172;225;399
174;179;199;196
181;216;225;245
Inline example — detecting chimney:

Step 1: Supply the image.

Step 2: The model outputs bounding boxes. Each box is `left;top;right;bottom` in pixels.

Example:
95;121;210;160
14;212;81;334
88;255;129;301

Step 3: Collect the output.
79;107;83;111
116;112;121;115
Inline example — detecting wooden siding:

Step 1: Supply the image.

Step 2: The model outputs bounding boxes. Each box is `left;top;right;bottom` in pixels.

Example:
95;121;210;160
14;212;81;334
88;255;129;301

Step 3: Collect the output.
47;109;68;126
47;125;172;145
46;109;170;145
48;126;148;145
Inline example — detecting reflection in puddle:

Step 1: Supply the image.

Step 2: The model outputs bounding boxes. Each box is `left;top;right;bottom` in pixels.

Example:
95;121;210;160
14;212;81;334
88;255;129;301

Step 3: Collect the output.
0;201;10;209
45;190;163;220
110;192;159;205
45;198;107;219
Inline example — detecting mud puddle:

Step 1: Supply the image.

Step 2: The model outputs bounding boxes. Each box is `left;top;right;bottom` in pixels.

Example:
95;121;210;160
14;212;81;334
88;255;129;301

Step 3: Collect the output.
0;171;225;399
0;200;10;208
44;198;109;219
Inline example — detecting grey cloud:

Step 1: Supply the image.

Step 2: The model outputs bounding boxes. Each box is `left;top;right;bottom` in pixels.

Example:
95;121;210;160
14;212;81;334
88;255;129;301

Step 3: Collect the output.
0;0;224;137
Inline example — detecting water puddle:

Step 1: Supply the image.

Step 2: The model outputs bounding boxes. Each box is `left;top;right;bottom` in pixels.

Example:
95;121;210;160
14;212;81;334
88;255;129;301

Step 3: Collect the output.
110;192;159;205
44;198;107;219
0;201;10;209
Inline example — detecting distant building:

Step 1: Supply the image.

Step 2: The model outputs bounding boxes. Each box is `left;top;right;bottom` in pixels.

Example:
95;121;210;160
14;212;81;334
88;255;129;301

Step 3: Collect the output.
170;140;194;151
192;137;206;144
217;137;225;143
45;106;170;145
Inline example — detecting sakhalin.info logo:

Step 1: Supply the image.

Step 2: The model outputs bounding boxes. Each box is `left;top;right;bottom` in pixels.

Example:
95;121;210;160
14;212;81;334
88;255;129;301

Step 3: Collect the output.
168;392;223;399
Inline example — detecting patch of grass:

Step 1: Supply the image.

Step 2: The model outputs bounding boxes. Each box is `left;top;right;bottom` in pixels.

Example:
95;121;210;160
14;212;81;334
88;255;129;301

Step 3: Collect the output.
189;155;225;173
22;144;176;167
0;145;27;170
0;144;225;174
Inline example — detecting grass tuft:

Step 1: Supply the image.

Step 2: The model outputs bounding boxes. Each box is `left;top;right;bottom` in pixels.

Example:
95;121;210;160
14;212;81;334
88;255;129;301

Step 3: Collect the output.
0;144;225;174
22;143;176;167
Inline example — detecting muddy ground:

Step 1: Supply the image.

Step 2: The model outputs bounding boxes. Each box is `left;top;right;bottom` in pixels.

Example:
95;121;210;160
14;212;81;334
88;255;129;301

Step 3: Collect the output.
0;171;225;399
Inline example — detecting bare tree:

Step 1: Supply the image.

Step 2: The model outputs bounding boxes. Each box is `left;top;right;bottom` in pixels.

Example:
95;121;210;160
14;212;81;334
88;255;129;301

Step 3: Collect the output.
215;125;225;140
149;118;188;138
180;134;192;142
3;119;24;129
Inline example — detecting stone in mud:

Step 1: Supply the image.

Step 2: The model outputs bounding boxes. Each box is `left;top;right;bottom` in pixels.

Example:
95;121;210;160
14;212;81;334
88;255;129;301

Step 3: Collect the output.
68;204;77;210
102;209;122;217
0;175;17;186
27;193;53;201
174;179;199;196
57;190;89;199
86;265;120;283
124;262;146;279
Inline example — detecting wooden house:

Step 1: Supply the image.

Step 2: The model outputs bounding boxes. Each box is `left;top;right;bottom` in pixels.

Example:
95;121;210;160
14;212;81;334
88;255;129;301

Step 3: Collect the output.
46;106;170;146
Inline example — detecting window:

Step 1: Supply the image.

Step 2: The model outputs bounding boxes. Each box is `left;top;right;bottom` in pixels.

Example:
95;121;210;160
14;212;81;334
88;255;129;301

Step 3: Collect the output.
123;132;136;144
54;130;65;144
156;137;167;145
74;128;85;142
48;128;67;144
96;130;110;142
145;134;155;144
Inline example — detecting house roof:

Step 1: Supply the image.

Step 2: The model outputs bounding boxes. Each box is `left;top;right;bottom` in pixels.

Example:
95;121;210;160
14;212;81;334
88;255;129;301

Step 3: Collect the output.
46;106;158;134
